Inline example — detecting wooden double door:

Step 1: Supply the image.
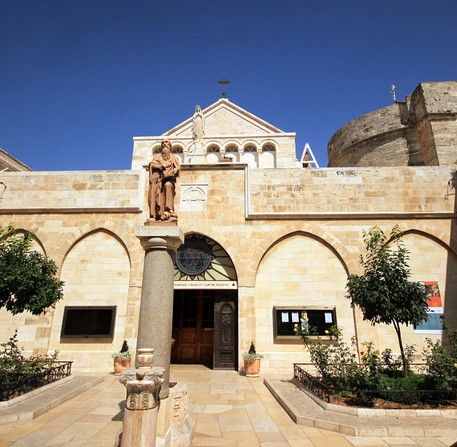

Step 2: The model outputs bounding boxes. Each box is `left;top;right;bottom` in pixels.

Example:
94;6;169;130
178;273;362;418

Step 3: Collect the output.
171;289;237;369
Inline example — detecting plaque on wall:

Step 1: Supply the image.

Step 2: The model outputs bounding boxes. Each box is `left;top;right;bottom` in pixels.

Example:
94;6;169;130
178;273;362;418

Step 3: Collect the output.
176;238;212;275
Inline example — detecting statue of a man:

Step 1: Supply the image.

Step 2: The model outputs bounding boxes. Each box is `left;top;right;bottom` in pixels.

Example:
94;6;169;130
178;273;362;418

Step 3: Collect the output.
148;139;180;222
191;105;205;144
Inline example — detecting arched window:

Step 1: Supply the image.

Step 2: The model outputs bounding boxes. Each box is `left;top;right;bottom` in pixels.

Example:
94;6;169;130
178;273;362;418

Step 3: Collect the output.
207;146;220;163
260;144;276;168
225;146;239;162
242;146;258;168
173;146;184;164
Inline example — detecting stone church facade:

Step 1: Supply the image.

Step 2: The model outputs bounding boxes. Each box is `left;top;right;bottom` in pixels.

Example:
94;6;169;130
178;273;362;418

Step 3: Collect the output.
0;81;455;374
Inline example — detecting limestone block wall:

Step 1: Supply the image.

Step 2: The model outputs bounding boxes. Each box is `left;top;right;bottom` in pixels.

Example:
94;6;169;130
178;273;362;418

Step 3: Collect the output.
47;231;131;369
248;167;453;215
253;233;354;372
177;165;456;374
328;81;457;167
0;163;455;375
0;170;145;368
0;170;141;210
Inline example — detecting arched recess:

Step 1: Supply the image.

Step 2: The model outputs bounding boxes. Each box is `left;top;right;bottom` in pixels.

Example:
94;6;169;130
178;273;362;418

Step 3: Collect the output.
206;145;221;164
253;232;354;373
248;224;354;286
174;233;237;283
57;222;135;270
259;142;277;168
49;229;131;368
241;144;258;168
14;229;46;256
172;145;184;164
172;233;239;369
224;145;240;162
399;230;457;345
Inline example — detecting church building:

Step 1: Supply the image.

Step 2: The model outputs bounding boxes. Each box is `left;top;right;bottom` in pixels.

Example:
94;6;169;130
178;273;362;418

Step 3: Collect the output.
0;81;456;374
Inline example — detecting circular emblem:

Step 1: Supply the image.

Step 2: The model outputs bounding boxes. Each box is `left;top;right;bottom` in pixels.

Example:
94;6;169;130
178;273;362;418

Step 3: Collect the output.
176;238;212;275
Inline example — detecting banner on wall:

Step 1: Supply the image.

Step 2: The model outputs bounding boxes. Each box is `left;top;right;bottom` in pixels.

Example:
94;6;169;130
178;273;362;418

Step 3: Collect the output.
414;281;444;333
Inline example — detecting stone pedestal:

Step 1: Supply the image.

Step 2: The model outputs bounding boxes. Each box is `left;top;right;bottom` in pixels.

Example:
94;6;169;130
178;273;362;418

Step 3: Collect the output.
119;369;164;447
185;143;207;164
135;226;184;399
156;382;194;447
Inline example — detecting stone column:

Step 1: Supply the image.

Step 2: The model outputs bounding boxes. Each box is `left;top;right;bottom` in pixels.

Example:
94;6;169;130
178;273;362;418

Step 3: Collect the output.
135;226;184;399
120;369;164;447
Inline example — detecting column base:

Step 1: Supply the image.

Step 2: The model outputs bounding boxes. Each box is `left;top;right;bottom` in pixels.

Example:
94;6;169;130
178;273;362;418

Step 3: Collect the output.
117;382;194;447
120;407;159;447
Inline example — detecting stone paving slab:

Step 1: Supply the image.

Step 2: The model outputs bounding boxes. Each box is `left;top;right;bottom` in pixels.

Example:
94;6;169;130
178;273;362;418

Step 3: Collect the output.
0;367;455;446
264;376;457;438
0;375;105;424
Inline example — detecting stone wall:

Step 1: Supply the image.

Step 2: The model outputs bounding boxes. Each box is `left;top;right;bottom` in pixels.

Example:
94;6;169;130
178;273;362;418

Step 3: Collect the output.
0;170;145;368
248;166;454;214
328;81;457;167
0;164;455;374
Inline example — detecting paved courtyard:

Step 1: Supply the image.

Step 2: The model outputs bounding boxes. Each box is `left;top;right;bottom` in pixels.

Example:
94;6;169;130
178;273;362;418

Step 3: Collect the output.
0;365;455;446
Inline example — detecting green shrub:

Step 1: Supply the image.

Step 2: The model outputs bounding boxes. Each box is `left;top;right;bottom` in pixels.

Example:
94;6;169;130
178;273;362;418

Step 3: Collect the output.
0;331;59;396
423;323;457;390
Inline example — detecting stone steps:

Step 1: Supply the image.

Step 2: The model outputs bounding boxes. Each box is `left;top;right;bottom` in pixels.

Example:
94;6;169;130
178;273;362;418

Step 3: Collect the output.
264;376;457;437
0;374;105;424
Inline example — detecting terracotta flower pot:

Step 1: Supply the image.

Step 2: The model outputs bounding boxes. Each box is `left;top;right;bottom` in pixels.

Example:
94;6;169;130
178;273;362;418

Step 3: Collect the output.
244;358;261;378
113;358;131;376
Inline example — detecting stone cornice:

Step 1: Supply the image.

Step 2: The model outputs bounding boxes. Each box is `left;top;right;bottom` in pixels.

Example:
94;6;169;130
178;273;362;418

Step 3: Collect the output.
0;206;142;214
245;211;456;221
133;133;296;141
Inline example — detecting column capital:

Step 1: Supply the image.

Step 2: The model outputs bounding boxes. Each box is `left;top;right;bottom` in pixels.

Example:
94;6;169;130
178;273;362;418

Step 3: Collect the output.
120;369;165;410
135;226;184;251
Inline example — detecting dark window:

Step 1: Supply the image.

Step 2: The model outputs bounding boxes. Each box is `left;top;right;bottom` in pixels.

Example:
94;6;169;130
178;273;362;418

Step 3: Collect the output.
273;307;336;342
61;306;116;339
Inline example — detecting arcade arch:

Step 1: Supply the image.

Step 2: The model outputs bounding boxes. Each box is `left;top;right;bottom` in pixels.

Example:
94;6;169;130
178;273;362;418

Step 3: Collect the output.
49;230;131;368
253;232;353;372
172;233;238;369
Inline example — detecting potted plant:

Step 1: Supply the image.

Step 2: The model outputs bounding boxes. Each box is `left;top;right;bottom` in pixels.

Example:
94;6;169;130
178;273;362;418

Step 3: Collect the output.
112;340;132;376
242;342;263;378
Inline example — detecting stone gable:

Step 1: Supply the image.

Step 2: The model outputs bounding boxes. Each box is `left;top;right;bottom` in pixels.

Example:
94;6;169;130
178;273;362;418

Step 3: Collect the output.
164;98;283;138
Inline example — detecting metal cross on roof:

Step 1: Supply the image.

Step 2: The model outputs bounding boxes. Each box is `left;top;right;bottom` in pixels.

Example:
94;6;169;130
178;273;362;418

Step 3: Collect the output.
217;76;230;98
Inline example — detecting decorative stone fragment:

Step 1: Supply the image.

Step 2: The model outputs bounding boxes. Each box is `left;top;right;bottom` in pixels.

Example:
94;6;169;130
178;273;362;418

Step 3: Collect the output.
120;369;164;410
119;368;165;447
137;348;155;369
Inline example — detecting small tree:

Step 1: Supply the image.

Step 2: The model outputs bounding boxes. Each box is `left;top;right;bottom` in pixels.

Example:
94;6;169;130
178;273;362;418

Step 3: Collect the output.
346;226;428;377
0;226;64;315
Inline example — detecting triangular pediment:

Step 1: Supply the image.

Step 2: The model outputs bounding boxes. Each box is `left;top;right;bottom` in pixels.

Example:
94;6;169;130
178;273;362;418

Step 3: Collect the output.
163;98;283;137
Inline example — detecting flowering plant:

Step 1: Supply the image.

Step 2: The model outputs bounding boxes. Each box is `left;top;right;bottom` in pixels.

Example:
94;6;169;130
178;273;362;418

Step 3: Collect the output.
0;331;60;391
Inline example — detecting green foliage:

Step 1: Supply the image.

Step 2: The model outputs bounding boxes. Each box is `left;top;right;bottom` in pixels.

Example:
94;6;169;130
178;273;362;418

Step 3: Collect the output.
346;225;428;376
297;325;430;406
0;331;59;387
0;226;64;315
377;373;432;405
423;322;457;390
297;325;358;388
112;340;131;360
242;342;263;362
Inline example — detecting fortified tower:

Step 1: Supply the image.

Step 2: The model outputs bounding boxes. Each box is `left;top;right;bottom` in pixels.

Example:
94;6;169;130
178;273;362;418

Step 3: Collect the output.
328;81;457;167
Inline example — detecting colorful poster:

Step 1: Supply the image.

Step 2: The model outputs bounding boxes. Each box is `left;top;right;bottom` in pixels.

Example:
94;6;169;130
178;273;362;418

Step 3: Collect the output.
415;281;444;333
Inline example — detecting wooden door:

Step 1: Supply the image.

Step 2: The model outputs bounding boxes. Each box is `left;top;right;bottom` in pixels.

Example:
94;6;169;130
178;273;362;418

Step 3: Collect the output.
171;290;214;364
213;291;237;370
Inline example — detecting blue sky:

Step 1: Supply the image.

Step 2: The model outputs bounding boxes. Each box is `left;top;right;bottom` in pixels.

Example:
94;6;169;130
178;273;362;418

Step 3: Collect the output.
1;0;456;171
